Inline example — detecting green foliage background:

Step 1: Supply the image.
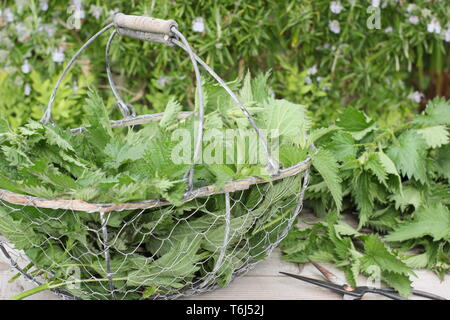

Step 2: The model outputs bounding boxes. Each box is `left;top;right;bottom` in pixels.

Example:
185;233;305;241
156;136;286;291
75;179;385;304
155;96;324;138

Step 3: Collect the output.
1;0;448;127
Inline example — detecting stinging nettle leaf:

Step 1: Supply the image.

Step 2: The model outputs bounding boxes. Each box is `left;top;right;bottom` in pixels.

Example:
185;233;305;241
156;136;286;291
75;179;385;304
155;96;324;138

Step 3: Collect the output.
416;125;449;149
413;97;450;126
239;72;254;106
387;130;428;184
327;131;357;161
435;144;450;182
312;149;343;212
261;98;311;148
365;153;388;186
360;234;412;275
377;151;399;177
159;99;182;129
388;185;422;212
385;203;450;242
336;108;376;140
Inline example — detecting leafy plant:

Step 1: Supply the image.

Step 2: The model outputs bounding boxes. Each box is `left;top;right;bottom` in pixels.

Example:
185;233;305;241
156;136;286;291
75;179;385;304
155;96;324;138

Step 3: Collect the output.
0;1;448;128
281;97;450;296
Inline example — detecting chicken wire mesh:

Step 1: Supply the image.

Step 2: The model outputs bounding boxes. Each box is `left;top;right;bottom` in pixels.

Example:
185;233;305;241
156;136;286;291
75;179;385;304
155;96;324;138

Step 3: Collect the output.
0;169;309;300
0;14;312;300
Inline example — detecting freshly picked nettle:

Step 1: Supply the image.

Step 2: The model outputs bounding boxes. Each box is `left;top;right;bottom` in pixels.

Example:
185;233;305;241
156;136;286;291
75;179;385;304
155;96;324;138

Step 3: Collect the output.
0;74;312;205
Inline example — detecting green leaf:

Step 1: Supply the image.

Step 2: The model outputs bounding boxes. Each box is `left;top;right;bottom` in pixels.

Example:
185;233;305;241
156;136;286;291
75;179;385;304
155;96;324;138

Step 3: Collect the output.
308;125;339;144
207;164;235;190
83;90;112;134
413;97;450;126
159;99;182;129
127;238;202;288
142;286;158;299
44;125;75;152
377;151;400;177
335;220;359;236
352;171;375;227
142;132;189;180
279;145;308;167
312;149;342;212
251;71;271;104
104;139;146;169
0;209;44;250
388;186;422;212
435;144;450;181
0;118;11;134
360;235;412;275
336;108;376;140
365;207;400;232
81;90;113;152
1;145;32;167
387;130;428;184
327;131;357;161
239;72;254;106
403;253;429;269
327;217;355;260
377;151;402;191
382;271;413;297
385;203;450;242
416;126;449;149
261;98;311;148
365;153;387;186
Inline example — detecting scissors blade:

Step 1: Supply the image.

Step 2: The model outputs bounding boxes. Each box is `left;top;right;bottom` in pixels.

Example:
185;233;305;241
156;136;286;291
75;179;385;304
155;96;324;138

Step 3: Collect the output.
279;271;360;297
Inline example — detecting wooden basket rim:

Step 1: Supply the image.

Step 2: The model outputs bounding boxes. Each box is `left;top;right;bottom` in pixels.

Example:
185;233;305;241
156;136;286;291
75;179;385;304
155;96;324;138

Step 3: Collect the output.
0;111;311;213
0;160;310;213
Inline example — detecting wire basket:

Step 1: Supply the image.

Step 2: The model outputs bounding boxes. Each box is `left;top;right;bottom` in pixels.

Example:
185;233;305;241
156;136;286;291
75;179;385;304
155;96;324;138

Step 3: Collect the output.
0;14;312;300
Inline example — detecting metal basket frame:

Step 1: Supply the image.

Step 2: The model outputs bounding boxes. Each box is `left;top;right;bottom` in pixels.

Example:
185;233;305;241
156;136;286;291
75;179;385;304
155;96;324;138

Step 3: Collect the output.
0;13;313;300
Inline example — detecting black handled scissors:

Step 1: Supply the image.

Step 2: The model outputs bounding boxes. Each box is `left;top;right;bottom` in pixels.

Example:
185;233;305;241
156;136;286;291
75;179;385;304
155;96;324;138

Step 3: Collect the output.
280;263;447;300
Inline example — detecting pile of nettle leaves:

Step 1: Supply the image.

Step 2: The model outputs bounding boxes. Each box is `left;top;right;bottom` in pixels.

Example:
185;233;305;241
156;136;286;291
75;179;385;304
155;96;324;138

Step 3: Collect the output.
282;97;450;297
0;75;312;299
0;74;310;203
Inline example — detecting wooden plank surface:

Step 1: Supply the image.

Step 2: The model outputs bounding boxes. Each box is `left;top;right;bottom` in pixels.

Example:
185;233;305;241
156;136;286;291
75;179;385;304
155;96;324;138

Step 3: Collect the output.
1;247;449;300
187;249;450;300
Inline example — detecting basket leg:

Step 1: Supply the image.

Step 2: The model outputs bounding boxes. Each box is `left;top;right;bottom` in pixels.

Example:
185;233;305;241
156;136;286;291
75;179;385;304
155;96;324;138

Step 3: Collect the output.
99;212;116;300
